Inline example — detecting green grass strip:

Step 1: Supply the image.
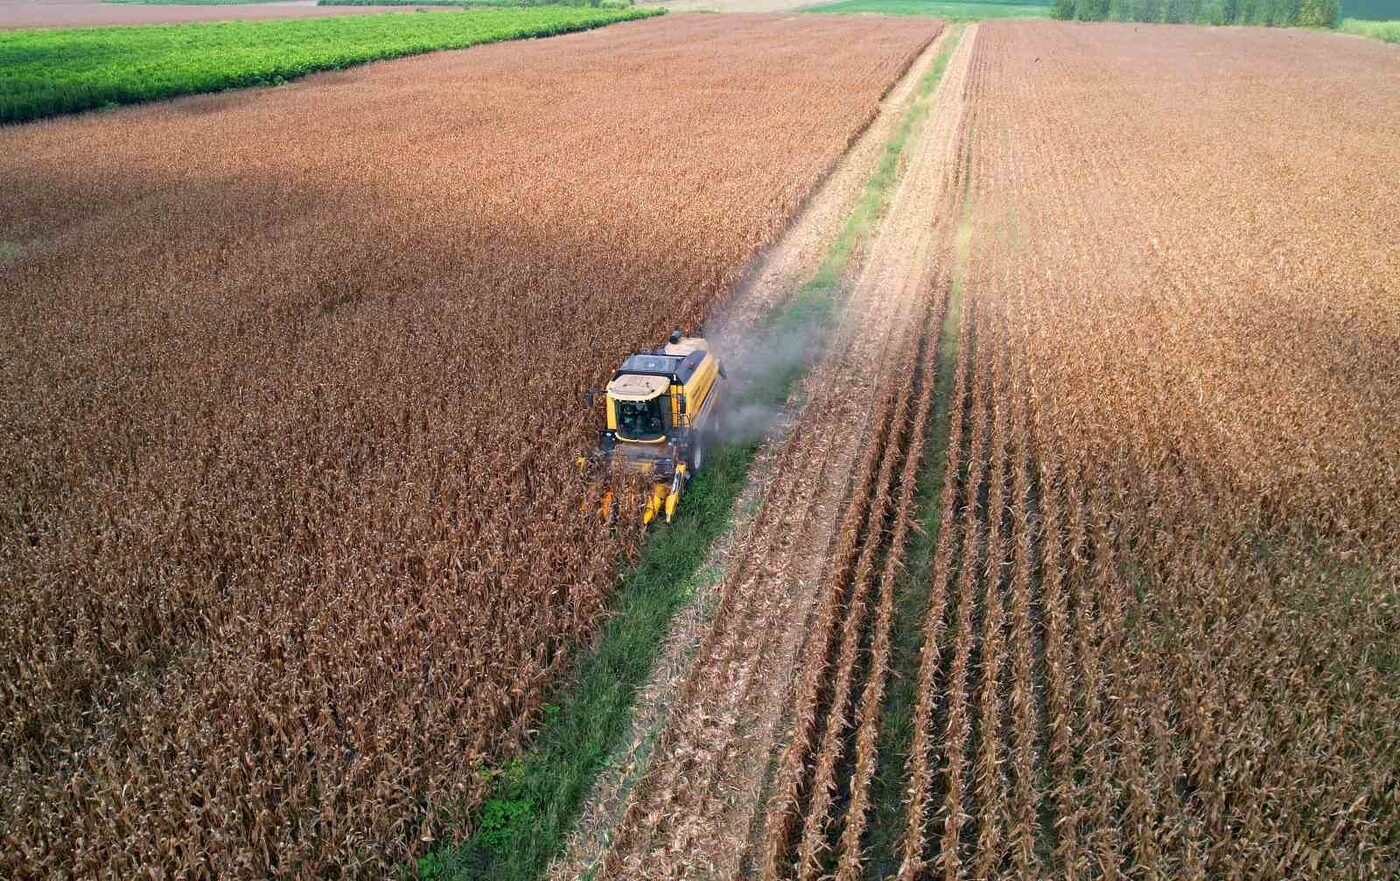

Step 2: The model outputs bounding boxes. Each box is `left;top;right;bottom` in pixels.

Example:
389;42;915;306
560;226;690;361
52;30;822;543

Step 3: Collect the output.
1340;17;1400;41
805;0;1050;20
0;6;656;124
315;0;643;7
421;440;760;880
315;1;642;8
317;0;529;7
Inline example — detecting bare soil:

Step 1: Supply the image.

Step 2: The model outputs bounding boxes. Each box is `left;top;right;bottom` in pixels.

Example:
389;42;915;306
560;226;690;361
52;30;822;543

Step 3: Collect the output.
646;0;819;12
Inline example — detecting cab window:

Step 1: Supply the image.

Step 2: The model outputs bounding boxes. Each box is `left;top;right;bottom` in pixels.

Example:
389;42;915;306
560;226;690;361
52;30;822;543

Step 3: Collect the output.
616;397;667;440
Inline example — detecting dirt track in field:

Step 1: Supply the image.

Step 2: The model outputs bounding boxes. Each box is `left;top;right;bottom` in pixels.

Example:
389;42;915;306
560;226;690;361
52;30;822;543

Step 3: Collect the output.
588;25;976;881
0;0;416;29
711;25;948;339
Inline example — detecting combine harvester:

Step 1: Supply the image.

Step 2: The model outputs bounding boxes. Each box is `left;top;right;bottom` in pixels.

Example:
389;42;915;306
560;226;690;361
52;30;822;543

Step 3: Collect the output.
581;330;725;524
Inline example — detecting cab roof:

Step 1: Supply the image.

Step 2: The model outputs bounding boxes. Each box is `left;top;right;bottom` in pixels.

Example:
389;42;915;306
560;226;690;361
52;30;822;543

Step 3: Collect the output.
607;373;669;402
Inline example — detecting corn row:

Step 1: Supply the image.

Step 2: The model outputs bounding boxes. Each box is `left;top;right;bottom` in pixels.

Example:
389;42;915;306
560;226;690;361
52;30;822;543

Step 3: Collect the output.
1053;477;1091;880
1083;490;1124;878
1003;369;1040;879
896;288;974;881
795;285;946;873
937;297;994;881
970;332;1011;881
795;324;927;880
760;374;905;880
1089;472;1157;881
835;273;951;881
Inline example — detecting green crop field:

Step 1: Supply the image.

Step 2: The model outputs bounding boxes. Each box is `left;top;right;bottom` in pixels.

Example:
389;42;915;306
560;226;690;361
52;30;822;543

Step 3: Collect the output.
0;7;655;124
805;0;1051;19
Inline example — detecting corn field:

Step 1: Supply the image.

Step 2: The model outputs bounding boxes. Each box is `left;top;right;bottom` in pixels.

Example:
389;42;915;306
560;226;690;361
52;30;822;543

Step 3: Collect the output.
3;12;1396;880
753;21;1398;881
894;21;1398;880
0;15;937;876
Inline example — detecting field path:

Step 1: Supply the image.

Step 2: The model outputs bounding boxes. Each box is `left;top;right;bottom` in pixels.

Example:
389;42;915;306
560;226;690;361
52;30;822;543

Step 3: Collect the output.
592;26;977;880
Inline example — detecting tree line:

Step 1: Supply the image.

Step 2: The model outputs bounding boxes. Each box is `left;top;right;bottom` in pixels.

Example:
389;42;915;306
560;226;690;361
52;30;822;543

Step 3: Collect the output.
1052;0;1341;26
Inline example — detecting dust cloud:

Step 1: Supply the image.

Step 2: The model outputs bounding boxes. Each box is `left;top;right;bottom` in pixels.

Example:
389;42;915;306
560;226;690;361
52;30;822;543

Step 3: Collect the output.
706;307;828;447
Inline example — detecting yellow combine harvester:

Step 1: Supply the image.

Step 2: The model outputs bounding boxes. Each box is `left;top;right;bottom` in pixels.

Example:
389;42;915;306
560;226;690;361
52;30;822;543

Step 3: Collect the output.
582;330;725;524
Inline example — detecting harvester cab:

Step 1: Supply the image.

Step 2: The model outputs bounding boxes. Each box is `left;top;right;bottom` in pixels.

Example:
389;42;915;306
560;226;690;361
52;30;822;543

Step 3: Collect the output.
581;330;725;524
